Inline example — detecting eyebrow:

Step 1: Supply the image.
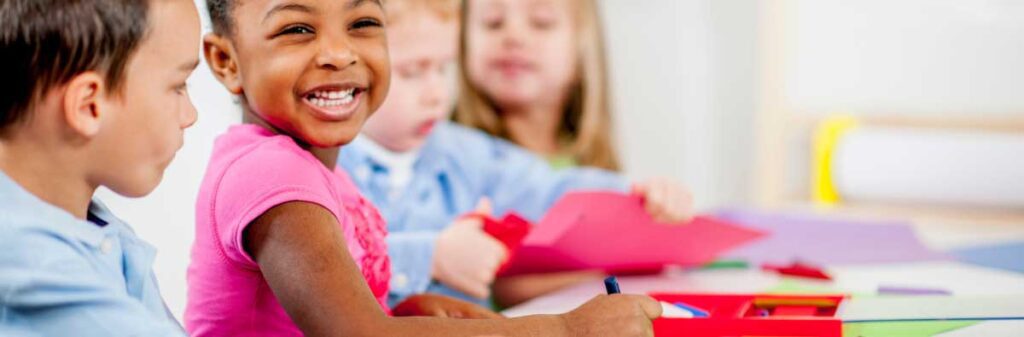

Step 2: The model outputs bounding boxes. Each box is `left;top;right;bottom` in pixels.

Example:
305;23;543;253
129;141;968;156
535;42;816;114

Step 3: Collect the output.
263;0;382;23
348;0;382;10
263;3;316;23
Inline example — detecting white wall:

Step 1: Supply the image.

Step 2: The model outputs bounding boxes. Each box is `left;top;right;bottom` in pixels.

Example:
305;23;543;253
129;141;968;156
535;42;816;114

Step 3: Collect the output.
782;0;1024;116
600;0;708;206
600;0;760;209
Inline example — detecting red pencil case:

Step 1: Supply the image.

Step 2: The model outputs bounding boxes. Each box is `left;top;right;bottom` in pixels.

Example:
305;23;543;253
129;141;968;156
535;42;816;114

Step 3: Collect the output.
650;293;847;337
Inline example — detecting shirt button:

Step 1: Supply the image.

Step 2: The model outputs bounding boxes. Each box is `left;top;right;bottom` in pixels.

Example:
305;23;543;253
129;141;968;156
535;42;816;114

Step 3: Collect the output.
99;238;113;254
393;273;409;289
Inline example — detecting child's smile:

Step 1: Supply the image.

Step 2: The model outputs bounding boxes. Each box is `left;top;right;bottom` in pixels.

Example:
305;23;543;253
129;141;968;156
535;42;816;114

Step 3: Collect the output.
300;83;367;122
205;0;390;149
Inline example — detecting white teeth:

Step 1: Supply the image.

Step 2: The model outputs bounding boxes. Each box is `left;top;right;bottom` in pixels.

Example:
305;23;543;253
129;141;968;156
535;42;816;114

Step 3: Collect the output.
311;89;355;99
307;89;356;108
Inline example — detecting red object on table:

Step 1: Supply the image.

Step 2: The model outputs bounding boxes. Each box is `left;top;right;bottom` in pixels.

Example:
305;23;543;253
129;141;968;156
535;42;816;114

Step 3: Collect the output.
763;261;833;280
650;293;846;337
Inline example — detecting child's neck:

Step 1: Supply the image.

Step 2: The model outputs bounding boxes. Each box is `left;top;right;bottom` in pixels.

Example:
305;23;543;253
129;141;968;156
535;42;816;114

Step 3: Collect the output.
502;104;564;158
0;135;95;220
308;146;340;170
242;111;339;170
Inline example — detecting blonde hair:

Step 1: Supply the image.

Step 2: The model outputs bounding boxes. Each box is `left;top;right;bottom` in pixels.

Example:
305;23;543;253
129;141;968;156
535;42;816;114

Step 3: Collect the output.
384;0;461;24
453;0;620;171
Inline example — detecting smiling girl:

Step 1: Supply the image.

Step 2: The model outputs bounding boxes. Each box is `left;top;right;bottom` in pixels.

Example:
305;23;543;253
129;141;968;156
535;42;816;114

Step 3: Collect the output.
183;0;661;336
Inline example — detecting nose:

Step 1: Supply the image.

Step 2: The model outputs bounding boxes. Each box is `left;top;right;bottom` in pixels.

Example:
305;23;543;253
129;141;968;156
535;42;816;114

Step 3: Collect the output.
421;68;450;114
316;34;358;70
181;95;198;129
500;17;526;50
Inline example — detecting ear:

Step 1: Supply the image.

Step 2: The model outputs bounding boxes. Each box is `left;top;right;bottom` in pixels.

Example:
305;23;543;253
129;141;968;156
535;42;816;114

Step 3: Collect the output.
203;33;243;95
61;72;107;137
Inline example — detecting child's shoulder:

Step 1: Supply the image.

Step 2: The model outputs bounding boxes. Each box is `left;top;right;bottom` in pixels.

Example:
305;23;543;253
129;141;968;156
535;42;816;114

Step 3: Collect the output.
0;199;99;269
431;121;497;147
212;124;306;159
201;124;340;214
0;205;51;241
209;124;327;179
0;176;71;236
429;121;526;161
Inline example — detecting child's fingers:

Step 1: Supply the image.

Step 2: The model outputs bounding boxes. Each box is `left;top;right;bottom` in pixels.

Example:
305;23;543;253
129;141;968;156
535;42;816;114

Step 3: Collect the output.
458;278;490;299
479;237;507;279
474;197;493;216
663;186;688;222
449;300;505;319
465;307;505;319
677;188;695;222
634;295;663;319
631;182;648;196
476;251;500;280
672;186;695;222
641;179;697;223
426;304;449;318
475;268;493;285
453;214;486;229
471;283;491;299
490;235;510;261
644;184;668;221
461;236;505;298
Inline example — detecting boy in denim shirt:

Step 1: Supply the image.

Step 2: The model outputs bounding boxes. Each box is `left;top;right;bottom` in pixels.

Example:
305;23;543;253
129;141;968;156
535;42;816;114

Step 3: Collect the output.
0;0;200;335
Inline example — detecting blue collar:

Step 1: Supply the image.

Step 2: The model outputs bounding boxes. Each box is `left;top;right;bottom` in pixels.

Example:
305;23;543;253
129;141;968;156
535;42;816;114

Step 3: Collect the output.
0;170;133;250
343;124;451;177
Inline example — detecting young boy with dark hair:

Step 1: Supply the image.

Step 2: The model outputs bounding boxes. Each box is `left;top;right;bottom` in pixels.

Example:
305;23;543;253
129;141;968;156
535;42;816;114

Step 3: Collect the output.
0;0;201;335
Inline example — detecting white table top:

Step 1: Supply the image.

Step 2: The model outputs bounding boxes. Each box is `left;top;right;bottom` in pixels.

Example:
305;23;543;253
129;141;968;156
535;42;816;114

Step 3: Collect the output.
502;262;1024;317
501;209;1024;336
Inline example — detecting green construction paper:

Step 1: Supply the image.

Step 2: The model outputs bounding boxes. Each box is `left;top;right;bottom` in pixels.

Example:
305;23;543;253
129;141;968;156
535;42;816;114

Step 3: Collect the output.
764;278;893;299
766;278;847;295
843;321;978;337
701;259;750;270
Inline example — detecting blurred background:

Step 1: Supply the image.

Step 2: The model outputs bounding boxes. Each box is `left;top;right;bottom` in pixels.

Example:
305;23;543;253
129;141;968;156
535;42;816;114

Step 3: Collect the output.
97;0;1024;319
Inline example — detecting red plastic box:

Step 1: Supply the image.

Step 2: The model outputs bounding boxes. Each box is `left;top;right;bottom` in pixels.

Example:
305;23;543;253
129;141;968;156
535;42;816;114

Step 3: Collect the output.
650;293;847;337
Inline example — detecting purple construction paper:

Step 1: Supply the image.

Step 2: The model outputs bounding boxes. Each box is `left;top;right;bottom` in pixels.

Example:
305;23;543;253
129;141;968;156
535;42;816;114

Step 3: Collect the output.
877;285;952;296
715;209;951;266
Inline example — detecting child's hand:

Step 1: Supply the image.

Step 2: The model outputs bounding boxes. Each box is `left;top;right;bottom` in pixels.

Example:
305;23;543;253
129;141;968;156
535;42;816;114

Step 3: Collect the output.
433;198;508;299
632;178;695;223
561;294;662;337
392;294;504;319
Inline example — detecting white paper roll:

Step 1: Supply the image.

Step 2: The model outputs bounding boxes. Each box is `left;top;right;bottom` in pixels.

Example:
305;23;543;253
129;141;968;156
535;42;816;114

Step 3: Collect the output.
832;127;1024;208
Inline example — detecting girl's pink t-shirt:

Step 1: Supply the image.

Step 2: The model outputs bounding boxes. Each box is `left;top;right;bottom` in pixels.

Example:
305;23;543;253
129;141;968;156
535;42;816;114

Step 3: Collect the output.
185;124;391;337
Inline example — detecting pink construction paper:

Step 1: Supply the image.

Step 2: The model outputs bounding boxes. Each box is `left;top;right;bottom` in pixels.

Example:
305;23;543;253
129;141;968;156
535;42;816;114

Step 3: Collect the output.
499;192;766;276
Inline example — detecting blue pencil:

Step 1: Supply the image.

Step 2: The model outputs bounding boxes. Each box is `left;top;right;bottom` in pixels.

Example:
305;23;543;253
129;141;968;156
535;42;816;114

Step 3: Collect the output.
604;276;621;294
